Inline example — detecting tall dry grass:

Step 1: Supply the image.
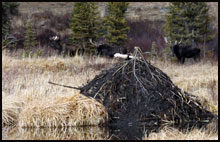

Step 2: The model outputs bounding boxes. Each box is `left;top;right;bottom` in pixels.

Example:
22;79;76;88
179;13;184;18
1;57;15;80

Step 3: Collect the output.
18;94;108;127
2;53;115;127
2;52;218;140
2;126;109;140
144;124;218;140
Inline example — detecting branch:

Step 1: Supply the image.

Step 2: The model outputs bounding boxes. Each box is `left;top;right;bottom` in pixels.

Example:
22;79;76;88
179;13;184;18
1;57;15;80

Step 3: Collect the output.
48;81;82;90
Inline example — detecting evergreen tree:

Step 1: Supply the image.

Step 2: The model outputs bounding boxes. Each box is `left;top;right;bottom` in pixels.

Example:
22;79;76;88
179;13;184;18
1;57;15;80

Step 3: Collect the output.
24;19;37;52
103;2;129;46
70;2;101;54
164;2;212;50
88;3;103;41
2;2;19;36
2;2;19;49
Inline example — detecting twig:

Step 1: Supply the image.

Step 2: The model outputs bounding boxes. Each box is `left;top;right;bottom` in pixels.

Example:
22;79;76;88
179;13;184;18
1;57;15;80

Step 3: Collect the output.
132;47;149;95
48;81;82;90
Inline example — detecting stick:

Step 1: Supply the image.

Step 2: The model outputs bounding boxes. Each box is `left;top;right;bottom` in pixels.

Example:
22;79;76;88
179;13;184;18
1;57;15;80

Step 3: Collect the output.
48;81;82;90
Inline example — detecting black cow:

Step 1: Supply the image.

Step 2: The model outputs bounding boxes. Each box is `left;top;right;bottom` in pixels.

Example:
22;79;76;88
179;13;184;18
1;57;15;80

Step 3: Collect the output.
89;39;127;58
97;44;127;58
49;35;63;54
49;35;81;56
171;43;200;64
2;34;25;51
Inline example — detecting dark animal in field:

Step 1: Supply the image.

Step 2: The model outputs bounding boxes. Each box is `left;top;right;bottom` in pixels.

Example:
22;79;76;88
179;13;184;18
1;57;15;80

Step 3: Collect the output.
2;35;17;50
49;34;83;56
164;37;200;64
37;29;56;48
171;43;201;64
89;39;128;58
2;34;24;51
97;44;127;58
49;35;63;54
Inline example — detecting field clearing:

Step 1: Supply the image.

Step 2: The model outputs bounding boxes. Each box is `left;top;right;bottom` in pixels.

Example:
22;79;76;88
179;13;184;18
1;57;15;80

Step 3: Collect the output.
2;53;218;140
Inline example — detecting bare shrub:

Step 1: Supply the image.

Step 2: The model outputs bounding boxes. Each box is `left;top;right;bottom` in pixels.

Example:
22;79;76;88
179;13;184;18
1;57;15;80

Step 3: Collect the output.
126;19;165;54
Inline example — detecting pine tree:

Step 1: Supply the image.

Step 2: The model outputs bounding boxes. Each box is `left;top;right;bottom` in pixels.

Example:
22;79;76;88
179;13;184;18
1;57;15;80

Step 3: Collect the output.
24;19;37;52
103;2;129;46
2;2;19;49
2;2;19;36
70;2;101;54
164;2;212;51
88;3;103;41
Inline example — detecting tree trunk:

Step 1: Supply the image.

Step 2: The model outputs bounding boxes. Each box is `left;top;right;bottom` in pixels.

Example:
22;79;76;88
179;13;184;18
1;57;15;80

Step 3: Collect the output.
192;29;195;48
203;34;206;58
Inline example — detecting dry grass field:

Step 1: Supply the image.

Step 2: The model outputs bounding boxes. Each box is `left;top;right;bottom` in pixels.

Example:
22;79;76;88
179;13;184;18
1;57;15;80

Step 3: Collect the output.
2;52;218;140
3;2;218;140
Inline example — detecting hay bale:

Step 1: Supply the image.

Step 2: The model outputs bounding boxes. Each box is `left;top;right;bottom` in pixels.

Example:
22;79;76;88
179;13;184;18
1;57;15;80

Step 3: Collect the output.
2;93;24;127
18;94;108;128
79;47;215;126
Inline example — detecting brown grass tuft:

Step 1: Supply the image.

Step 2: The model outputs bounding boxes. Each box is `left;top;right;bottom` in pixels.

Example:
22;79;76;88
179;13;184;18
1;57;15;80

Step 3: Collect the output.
2;126;109;140
2;93;24;127
18;94;108;128
144;125;218;140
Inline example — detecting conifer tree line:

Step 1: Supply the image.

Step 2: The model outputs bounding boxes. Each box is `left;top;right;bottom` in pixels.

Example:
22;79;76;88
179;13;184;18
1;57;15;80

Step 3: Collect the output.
2;2;19;37
70;2;102;54
2;2;215;58
70;2;129;54
103;2;130;46
164;2;213;51
2;2;19;48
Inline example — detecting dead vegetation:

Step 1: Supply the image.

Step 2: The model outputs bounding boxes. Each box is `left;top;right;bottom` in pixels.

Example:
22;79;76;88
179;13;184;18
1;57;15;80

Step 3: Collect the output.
78;48;215;128
145;123;218;140
2;50;218;140
18;94;108;128
2;54;112;128
2;126;109;140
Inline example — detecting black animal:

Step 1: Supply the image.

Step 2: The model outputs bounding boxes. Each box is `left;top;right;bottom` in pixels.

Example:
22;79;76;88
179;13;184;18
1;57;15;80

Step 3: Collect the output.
89;39;127;58
49;35;63;54
49;35;81;56
2;34;25;51
97;44;127;57
164;37;200;64
171;42;200;64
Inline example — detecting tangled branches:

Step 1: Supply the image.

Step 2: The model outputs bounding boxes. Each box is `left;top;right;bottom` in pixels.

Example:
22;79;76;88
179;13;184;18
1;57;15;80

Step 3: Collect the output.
80;47;215;126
